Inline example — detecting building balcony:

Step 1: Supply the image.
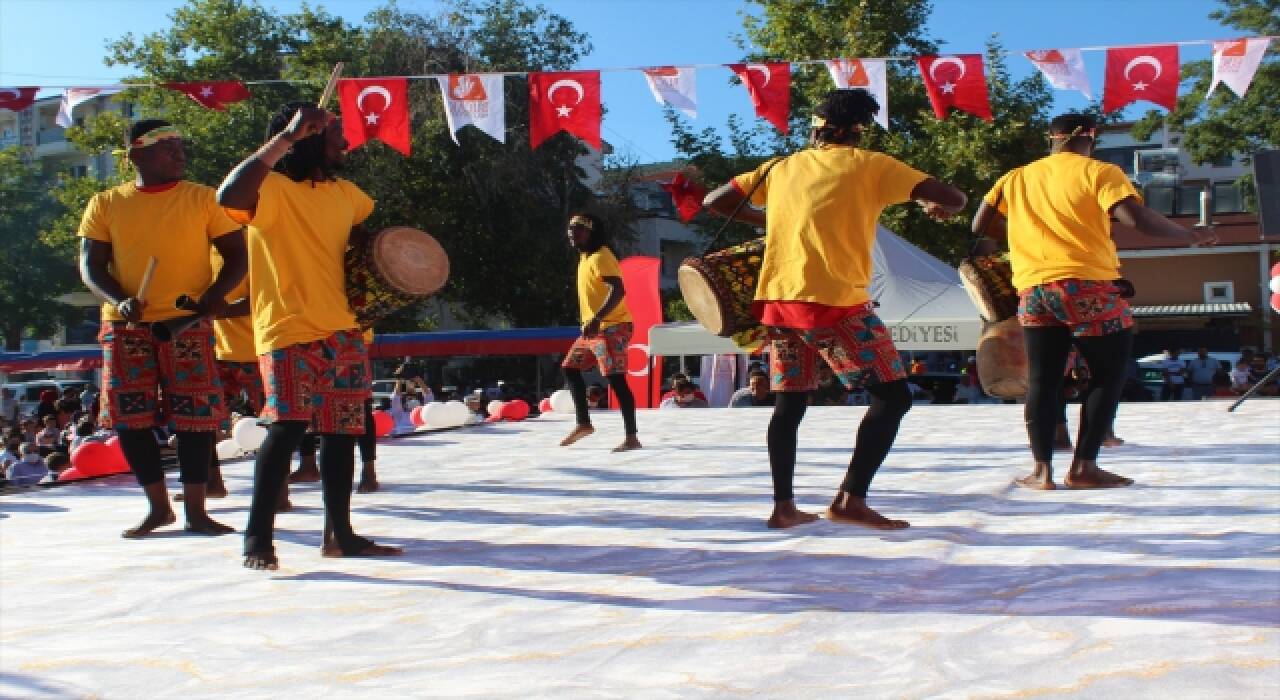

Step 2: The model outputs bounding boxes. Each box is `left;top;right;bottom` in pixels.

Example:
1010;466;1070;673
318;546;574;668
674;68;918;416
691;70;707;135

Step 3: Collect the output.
35;127;75;158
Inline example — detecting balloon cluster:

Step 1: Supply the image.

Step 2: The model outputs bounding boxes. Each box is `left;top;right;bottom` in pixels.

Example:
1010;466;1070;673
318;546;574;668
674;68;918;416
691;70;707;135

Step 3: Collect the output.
408;401;472;429
483;399;531;423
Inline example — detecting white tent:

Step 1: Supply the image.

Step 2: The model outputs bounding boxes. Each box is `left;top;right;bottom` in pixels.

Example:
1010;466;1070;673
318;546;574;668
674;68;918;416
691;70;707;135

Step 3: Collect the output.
650;226;982;355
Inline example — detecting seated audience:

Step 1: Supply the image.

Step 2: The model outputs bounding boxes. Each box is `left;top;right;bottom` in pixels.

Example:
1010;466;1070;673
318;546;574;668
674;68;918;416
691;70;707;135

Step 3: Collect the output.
659;379;710;409
729;370;775;407
8;443;49;486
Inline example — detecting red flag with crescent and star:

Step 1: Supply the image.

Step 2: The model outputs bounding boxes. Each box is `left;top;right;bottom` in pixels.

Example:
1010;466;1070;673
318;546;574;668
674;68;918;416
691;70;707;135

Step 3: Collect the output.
163;81;251;110
660;173;707;223
0;87;38;112
917;54;993;122
1103;44;1179;113
728;63;790;134
528;70;601;150
338;77;411;156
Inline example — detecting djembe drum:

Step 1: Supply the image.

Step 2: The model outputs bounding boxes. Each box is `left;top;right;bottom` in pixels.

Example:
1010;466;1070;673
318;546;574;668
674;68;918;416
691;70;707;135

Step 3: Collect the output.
345;226;449;328
959;252;1027;399
678;237;765;338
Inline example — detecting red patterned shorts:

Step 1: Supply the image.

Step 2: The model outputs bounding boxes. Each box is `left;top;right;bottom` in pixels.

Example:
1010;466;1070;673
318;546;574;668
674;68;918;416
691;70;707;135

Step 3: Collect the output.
1018;279;1133;337
561;322;633;376
767;308;907;392
257;330;371;435
98;320;225;432
217;360;266;415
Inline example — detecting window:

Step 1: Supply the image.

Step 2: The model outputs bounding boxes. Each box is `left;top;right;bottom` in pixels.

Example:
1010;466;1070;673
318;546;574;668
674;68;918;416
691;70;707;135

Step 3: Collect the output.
1094;147;1141;175
1144;185;1175;215
67;165;88;178
1212;181;1243;213
1203;281;1234;304
659;239;696;278
1206;153;1233;168
1176;185;1204;216
121;102;135;118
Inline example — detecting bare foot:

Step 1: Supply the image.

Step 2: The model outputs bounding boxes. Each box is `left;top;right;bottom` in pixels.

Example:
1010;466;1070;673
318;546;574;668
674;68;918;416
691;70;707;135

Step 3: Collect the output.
184;515;235;535
1065;464;1133;489
289;465;320;483
122;510;177;539
826;493;909;530
206;481;228;498
244;550;279;570
612;435;642;452
1102;435;1125;448
321;537;404;558
559;424;594;447
1014;462;1056;490
767;499;820;529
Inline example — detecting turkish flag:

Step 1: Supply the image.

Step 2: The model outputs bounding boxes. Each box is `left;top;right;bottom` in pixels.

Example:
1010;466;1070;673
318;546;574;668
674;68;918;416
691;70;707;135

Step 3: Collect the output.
0;87;38;112
1103;44;1180;112
528;71;601;150
728;63;790;134
618;256;663;409
660;173;707;223
338;77;411;156
917;55;993;122
163;81;251;110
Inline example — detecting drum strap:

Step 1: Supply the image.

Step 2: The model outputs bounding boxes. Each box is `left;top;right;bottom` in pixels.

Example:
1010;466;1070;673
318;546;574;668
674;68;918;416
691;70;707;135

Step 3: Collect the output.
702;155;787;256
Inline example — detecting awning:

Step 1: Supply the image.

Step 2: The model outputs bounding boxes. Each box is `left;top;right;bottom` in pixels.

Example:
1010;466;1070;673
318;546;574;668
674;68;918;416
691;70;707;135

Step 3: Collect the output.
0;349;101;373
1131;302;1253;318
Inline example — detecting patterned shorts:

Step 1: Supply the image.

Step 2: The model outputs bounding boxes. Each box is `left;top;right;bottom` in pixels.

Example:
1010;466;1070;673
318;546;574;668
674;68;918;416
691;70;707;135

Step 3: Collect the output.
1018;279;1133;337
217;360;266;415
258;330;371;435
767;308;907;392
98;320;225;432
561;322;633;375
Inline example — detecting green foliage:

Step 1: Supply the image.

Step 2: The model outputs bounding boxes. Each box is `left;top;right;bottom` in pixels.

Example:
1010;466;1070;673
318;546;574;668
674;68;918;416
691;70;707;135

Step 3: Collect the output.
1130;0;1278;186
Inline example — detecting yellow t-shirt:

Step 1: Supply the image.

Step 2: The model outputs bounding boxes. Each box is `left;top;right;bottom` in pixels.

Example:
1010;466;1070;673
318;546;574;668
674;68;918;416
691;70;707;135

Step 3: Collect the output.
78;181;240;322
577;247;632;326
230;171;374;353
984;151;1140;291
733;145;928;306
209;249;256;362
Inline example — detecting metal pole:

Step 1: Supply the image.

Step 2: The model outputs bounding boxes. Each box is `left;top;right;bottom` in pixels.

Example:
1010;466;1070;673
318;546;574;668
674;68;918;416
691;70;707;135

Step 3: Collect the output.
1227;364;1280;412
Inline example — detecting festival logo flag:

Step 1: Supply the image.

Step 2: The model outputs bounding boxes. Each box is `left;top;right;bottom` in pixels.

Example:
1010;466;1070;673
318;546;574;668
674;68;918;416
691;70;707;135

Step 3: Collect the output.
1209;37;1271;98
916;55;993;122
1024;48;1092;99
436;73;505;144
660;172;707;223
1103;44;1180;112
641;66;697;119
728;63;790;134
528;71;601;150
163;81;251;110
56;86;124;127
0;87;38;112
618;256;663;409
338;77;411;156
823;58;889;129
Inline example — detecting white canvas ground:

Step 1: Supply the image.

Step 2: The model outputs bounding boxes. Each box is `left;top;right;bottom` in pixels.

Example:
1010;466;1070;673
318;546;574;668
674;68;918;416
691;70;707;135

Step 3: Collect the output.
2;401;1278;699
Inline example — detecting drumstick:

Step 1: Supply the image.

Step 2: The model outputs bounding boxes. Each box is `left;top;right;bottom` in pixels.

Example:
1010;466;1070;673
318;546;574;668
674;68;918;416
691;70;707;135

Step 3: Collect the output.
126;256;157;328
317;62;344;110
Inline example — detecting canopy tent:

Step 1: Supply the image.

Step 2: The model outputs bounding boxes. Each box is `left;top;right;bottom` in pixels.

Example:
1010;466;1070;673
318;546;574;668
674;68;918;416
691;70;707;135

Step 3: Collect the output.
650;226;982;355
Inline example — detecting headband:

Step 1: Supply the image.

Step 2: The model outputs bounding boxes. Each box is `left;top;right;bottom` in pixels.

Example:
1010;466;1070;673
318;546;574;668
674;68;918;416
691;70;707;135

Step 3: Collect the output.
568;215;594;230
1049;125;1096;141
811;115;864;132
124;125;182;154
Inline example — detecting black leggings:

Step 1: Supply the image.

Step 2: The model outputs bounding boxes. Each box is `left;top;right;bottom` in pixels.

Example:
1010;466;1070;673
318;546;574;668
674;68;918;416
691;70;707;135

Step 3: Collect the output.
243;421;361;555
119;429;214;487
1025;327;1132;463
766;379;912;501
564;368;638;435
297;406;374;463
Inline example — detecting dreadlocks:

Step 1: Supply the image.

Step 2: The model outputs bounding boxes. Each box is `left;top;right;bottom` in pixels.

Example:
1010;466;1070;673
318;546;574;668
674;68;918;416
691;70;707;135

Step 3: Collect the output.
567;211;608;253
267;101;337;182
811;89;880;146
1048;113;1097;153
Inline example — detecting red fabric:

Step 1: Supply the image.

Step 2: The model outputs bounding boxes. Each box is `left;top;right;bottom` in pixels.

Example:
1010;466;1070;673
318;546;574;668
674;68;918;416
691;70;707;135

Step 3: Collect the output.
1103;44;1180;112
0;87;38;112
728;63;790;134
338;77;412;156
757;300;876;331
528;71;602;150
917;55;993;122
660;173;707;223
163;81;251;110
618;257;663;408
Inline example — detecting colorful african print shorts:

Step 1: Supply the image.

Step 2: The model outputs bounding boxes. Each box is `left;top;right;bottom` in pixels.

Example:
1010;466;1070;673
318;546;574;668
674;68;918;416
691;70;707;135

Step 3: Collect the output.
257;329;371;435
98;320;225;432
1018;279;1133;338
561;322;633;375
217;360;266;415
767;307;907;392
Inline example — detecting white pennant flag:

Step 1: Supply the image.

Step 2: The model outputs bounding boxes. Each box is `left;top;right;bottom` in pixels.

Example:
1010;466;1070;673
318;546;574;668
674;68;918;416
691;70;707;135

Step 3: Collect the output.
1209;38;1271;98
56;86;124;127
641;66;697;119
1024;49;1092;99
823;59;888;130
436;73;505;144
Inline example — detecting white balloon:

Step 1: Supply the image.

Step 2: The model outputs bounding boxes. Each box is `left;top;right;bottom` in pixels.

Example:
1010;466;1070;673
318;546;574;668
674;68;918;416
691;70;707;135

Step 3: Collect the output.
216;438;242;460
422;402;449;428
1269;276;1280;295
549;389;575;414
444;401;470;427
232;417;268;451
486;400;506;417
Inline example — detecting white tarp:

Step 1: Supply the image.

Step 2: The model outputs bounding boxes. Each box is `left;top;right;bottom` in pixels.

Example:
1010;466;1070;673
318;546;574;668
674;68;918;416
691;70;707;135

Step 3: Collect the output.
652;227;982;355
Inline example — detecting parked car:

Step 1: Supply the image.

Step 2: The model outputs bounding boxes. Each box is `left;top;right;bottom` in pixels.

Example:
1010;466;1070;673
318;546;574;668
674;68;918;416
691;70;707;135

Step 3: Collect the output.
1135;351;1237;397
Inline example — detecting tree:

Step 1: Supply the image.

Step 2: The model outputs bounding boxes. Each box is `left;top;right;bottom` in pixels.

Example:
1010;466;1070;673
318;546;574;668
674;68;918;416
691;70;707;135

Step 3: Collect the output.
668;0;1055;264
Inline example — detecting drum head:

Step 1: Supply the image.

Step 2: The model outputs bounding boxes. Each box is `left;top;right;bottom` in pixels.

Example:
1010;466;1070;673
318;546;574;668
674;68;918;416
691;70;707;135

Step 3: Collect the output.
371;227;449;297
678;263;726;335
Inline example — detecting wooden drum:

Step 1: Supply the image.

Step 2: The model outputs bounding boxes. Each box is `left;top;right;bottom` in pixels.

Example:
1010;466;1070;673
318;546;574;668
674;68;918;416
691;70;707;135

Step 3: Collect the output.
958;253;1019;323
976;317;1028;399
677;237;765;338
345;226;449;329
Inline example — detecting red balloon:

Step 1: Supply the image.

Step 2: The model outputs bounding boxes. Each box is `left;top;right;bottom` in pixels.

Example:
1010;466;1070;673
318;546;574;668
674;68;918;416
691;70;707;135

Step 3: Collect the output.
1271;262;1280;279
72;441;128;477
538;398;553;413
410;405;425;426
105;435;120;448
501;399;530;421
1271;291;1280;315
485;414;503;423
58;467;88;482
373;410;394;437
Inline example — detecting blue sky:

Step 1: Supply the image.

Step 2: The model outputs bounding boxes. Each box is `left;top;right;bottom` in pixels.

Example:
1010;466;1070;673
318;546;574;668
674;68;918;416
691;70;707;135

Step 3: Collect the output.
0;0;1235;162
